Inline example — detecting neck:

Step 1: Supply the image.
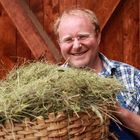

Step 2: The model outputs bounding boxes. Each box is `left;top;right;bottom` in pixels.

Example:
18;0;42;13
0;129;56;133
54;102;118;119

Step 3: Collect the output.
91;55;103;73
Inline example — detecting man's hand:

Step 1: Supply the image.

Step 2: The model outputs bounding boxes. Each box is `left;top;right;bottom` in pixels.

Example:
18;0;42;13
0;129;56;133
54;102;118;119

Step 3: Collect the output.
115;106;140;138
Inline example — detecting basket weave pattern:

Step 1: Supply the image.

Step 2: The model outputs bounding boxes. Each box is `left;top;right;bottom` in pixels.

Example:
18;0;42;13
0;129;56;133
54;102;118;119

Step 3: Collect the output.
0;111;110;140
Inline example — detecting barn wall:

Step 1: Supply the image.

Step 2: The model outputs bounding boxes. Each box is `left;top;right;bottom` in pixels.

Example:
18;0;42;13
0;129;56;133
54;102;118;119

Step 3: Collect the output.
100;0;139;68
0;0;139;79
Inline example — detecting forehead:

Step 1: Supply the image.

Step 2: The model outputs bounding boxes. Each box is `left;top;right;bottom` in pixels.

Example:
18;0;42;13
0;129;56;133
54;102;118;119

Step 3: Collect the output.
58;15;94;36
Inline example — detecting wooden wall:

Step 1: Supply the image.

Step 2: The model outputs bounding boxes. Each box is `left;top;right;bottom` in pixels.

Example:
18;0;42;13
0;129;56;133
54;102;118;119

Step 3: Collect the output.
0;0;139;79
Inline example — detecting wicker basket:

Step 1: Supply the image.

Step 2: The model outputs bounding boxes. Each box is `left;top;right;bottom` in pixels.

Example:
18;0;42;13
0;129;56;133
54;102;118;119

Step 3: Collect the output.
0;111;110;140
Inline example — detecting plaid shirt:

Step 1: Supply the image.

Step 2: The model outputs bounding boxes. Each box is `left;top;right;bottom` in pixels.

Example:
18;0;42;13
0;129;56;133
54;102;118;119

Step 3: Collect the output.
99;53;140;114
62;53;140;114
62;53;140;139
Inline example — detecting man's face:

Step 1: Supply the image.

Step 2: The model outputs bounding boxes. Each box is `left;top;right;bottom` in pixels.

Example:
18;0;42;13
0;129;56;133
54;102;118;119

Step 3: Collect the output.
58;15;100;68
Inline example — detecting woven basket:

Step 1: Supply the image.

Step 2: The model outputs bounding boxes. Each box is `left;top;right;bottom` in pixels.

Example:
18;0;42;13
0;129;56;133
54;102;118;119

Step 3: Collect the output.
0;111;110;140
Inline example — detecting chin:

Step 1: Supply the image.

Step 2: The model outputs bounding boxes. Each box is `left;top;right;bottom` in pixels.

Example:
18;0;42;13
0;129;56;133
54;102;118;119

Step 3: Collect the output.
70;62;88;68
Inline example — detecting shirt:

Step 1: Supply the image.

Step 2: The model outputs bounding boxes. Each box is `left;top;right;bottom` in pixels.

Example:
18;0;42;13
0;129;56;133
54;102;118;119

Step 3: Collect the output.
99;53;140;114
62;53;140;139
98;53;140;140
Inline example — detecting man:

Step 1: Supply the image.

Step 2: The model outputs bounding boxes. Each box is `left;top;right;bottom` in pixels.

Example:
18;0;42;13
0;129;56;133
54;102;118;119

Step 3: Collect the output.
53;8;140;139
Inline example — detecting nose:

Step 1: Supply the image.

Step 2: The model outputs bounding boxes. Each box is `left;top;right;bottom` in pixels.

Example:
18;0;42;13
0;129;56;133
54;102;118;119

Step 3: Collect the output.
72;38;81;49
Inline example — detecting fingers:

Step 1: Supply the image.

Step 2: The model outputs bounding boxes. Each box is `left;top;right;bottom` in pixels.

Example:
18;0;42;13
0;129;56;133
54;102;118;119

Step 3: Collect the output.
113;107;140;138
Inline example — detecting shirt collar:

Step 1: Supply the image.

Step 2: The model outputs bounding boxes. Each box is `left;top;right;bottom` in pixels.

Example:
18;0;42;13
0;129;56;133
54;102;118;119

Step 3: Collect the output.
99;53;117;77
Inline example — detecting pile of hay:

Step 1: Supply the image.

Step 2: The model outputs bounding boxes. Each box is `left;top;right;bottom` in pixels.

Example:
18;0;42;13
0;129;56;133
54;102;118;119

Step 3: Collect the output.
0;62;123;123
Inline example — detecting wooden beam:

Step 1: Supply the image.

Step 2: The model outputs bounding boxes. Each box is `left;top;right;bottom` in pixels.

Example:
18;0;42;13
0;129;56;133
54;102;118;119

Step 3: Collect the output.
0;56;15;79
93;0;121;30
0;0;61;62
76;0;121;30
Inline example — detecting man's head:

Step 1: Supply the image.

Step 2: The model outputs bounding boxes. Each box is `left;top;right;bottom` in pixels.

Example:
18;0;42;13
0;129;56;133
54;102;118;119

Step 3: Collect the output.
54;8;100;36
54;8;101;69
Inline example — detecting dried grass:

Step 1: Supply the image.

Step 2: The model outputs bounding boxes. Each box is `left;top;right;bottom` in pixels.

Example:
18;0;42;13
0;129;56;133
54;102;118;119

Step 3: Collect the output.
0;61;123;123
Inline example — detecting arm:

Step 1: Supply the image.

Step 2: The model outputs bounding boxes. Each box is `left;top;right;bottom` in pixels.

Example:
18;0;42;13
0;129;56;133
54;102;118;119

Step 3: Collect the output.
115;106;140;138
116;69;140;138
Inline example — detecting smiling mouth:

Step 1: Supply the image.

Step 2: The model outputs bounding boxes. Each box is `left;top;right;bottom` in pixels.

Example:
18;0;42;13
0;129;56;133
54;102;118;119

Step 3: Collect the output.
71;50;88;56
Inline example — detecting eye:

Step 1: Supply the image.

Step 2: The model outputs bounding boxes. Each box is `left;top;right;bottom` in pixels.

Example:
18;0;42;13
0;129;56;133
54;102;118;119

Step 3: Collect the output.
63;37;73;43
78;34;89;40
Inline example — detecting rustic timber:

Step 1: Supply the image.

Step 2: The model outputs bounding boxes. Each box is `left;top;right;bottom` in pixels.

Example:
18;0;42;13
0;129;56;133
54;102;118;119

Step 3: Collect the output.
100;0;139;68
44;0;60;51
0;0;139;79
94;0;121;30
0;4;17;78
0;0;61;62
122;0;139;67
77;0;121;30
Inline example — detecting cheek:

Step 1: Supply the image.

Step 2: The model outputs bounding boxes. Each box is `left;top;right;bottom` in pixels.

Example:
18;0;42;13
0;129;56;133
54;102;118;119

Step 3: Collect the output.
89;40;99;50
84;37;99;48
60;45;71;57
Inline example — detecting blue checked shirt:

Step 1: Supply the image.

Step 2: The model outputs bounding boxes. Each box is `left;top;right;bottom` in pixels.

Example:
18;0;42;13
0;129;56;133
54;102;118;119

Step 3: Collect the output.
98;53;140;140
62;53;140;113
62;53;140;139
98;53;140;114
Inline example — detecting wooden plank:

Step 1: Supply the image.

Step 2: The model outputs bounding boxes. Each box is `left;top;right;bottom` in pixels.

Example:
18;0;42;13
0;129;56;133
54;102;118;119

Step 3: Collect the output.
59;0;77;13
99;7;123;62
28;0;44;60
93;0;121;30
16;0;44;64
29;0;43;25
44;0;61;59
16;32;32;65
122;0;139;68
0;56;15;79
0;0;61;62
0;3;16;79
100;0;139;69
76;0;97;9
16;0;31;65
44;0;59;34
77;0;121;30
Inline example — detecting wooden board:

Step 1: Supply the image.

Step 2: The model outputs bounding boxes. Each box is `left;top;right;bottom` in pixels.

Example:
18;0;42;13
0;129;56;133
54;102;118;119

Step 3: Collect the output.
0;0;139;79
0;0;61;62
0;4;16;79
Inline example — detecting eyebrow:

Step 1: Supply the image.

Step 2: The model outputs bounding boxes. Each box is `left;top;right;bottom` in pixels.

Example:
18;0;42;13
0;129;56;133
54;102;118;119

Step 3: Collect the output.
61;32;91;39
77;32;91;35
61;35;72;40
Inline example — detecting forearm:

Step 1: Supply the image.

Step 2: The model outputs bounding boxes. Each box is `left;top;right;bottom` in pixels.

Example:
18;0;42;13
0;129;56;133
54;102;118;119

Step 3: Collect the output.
115;107;140;138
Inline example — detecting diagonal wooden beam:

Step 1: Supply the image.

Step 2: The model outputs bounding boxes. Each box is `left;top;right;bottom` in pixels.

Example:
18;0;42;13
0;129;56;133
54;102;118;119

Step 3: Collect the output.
0;0;61;62
76;0;121;31
93;0;121;30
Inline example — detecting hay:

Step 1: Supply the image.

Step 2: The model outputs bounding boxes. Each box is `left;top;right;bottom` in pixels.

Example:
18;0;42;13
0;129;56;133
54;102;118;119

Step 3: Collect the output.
0;61;123;123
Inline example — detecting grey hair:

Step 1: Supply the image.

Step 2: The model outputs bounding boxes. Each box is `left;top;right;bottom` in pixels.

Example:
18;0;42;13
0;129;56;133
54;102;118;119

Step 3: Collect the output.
53;8;100;36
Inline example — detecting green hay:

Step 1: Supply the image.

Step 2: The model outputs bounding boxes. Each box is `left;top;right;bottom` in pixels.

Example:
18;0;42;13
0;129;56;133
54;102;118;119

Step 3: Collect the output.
0;62;123;123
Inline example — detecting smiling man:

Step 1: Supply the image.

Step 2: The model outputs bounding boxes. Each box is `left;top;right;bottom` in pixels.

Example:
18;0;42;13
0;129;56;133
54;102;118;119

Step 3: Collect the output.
53;8;140;139
54;8;102;73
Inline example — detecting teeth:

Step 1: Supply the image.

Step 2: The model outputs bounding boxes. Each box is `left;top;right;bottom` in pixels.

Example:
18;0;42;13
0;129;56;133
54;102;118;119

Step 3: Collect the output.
72;51;87;56
73;53;83;56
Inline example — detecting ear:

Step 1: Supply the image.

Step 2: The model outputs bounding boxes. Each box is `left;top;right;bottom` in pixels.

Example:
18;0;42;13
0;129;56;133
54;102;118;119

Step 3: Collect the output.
57;38;61;46
97;33;101;45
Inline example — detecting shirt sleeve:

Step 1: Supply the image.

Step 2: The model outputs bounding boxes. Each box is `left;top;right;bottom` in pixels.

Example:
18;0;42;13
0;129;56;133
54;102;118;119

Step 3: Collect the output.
134;69;140;114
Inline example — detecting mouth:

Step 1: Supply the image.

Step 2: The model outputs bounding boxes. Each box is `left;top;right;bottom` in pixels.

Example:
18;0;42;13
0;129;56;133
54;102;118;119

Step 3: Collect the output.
71;50;88;56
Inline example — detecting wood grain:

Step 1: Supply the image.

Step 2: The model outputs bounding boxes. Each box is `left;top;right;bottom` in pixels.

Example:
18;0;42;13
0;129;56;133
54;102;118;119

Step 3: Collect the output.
0;3;16;79
0;0;139;78
0;0;59;62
